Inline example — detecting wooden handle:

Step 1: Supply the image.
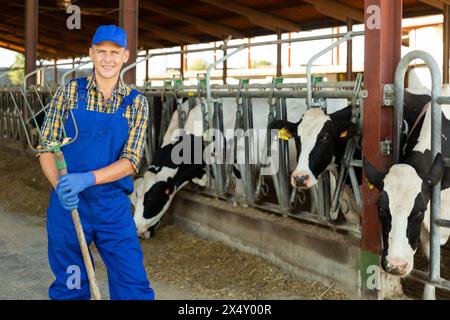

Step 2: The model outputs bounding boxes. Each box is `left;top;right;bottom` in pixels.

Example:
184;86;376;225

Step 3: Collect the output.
71;208;101;300
55;149;101;300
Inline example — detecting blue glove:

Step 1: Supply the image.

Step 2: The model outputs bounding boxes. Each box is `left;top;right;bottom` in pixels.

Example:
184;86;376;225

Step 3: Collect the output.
57;172;96;200
55;183;80;211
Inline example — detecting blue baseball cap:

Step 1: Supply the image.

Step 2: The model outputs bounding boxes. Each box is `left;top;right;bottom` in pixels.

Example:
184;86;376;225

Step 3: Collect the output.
92;25;127;48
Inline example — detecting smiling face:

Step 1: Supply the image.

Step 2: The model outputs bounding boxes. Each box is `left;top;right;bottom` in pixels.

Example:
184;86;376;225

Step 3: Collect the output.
89;41;129;80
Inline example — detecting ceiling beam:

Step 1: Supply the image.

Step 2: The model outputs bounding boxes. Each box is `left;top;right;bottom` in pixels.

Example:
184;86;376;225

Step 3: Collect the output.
199;0;300;32
138;36;166;49
139;23;198;44
418;0;444;10
139;1;244;39
0;39;25;53
40;10;165;51
301;0;364;23
0;31;72;58
0;19;87;56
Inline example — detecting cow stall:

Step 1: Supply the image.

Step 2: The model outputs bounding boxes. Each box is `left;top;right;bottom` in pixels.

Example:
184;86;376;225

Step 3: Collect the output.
135;31;365;233
116;31;374;298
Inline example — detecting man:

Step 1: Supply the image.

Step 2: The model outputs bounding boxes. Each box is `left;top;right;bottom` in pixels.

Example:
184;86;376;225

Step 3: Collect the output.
37;25;155;300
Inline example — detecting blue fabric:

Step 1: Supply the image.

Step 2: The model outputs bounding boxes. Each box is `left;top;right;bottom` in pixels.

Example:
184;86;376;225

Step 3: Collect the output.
55;183;79;211
47;78;154;300
57;172;95;204
92;25;127;48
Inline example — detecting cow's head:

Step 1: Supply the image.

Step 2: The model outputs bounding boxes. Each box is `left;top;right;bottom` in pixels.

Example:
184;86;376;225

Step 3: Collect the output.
364;153;445;276
131;169;178;235
132;132;206;236
270;107;357;188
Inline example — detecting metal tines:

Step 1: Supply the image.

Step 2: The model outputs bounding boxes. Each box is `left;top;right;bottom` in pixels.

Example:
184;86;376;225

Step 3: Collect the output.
9;84;78;153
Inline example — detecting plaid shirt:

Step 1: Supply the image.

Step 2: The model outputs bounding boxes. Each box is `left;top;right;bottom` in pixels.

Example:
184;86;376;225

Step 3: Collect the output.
38;74;149;173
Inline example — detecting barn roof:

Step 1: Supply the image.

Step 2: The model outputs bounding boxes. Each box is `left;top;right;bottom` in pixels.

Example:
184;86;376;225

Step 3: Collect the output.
0;0;443;59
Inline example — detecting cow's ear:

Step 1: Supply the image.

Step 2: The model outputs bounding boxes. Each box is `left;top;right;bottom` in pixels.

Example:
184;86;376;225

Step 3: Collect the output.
364;159;386;191
334;121;358;141
164;184;175;196
422;153;445;189
269;120;300;140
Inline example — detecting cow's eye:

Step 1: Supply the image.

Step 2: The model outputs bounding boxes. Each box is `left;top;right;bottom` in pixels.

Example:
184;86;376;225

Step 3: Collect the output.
320;134;329;143
413;209;425;221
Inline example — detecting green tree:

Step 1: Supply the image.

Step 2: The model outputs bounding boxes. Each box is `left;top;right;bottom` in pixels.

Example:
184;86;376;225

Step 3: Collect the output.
8;53;25;86
250;59;272;68
189;58;209;71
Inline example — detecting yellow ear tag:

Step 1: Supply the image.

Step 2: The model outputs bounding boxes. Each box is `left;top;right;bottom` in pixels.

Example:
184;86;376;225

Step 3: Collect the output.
340;130;348;138
165;188;171;195
278;128;292;141
367;180;375;190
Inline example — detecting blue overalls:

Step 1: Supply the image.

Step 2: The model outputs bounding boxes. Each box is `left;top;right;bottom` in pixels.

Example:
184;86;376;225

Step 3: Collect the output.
46;77;155;300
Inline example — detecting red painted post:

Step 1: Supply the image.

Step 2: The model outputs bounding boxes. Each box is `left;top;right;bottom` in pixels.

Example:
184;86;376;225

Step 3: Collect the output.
361;0;402;296
119;0;138;84
25;0;38;87
444;4;450;84
347;18;353;81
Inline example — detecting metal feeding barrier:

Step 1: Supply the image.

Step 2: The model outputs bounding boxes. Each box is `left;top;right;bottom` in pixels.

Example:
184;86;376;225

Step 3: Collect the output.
8;85;101;300
394;50;450;300
136;31;365;234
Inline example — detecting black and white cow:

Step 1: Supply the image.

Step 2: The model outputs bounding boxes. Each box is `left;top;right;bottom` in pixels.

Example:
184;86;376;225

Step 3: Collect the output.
266;90;431;224
364;85;450;299
269;90;431;189
269;105;357;189
131;97;308;237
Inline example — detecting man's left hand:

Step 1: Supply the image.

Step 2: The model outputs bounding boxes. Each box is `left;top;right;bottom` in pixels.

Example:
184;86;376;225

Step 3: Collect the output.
57;172;96;198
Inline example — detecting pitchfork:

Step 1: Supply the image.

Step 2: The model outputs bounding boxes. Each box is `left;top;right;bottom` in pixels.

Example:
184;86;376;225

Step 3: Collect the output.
10;86;101;300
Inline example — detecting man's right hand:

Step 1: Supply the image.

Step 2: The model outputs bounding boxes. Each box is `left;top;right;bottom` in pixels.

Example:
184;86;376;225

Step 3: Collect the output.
55;183;79;211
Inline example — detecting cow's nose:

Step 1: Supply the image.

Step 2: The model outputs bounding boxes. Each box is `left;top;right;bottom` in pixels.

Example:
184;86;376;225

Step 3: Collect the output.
385;259;409;276
293;175;309;187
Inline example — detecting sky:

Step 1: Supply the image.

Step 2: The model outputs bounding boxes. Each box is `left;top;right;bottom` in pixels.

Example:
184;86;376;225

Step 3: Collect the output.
0;47;17;68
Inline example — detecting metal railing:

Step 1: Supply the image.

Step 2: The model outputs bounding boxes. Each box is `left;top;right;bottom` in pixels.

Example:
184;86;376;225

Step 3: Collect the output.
0;31;365;235
141;76;364;234
394;50;450;300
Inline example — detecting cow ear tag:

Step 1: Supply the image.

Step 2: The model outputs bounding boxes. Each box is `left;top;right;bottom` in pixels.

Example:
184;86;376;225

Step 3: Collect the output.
340;130;348;138
278;128;292;141
165;188;171;195
366;178;375;190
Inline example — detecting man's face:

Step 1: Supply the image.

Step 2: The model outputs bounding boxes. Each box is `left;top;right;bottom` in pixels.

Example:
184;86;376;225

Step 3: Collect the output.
89;41;129;80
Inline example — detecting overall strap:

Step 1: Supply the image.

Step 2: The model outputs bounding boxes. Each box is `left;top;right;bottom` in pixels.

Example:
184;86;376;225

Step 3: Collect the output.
117;89;142;116
76;77;88;109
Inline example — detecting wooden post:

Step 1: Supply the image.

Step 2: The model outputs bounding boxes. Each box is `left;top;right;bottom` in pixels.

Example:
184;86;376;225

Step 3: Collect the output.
288;33;292;68
248;38;251;69
145;49;149;83
444;5;450;84
72;58;76;79
347;18;353;81
54;59;57;86
180;45;185;80
362;0;402;297
222;44;227;84
25;0;38;87
276;29;282;77
119;0;139;84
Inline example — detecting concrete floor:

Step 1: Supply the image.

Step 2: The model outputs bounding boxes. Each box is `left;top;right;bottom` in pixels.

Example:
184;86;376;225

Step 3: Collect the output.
0;208;210;300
